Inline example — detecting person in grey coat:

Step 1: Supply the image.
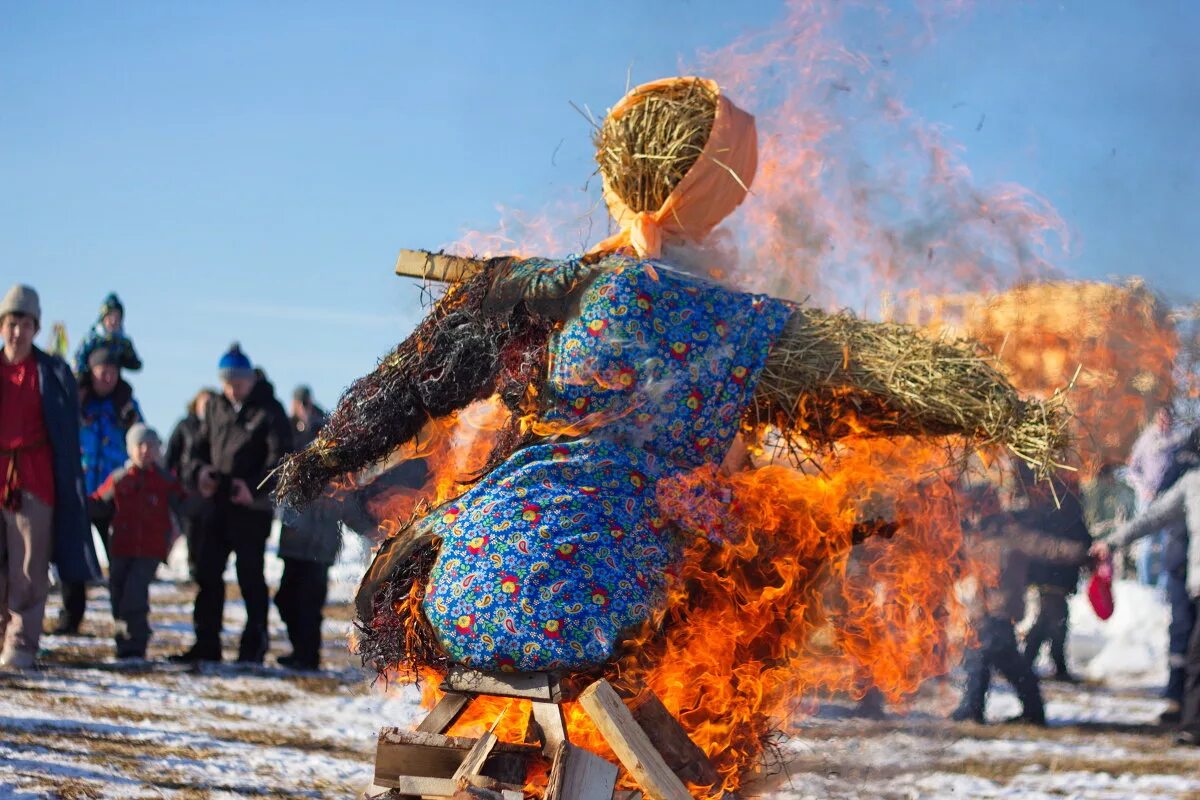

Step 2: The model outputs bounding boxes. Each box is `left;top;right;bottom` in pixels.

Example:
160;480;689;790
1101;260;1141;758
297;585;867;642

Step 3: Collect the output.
273;387;339;670
1094;460;1200;746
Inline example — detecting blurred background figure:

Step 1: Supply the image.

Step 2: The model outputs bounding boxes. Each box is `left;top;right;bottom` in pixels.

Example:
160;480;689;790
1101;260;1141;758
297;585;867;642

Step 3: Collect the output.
1094;437;1200;745
1022;471;1092;683
1126;407;1188;587
0;285;98;669
55;346;143;634
73;292;142;380
165;388;217;581
952;474;1090;726
1081;462;1136;577
89;424;183;659
273;385;336;671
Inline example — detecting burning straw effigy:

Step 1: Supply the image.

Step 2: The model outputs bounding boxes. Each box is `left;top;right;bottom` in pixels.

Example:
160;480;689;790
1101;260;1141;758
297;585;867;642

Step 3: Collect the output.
275;77;1069;799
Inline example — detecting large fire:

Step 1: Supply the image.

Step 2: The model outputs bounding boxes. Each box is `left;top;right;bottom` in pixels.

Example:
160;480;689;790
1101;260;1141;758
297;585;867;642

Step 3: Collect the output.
357;1;1182;798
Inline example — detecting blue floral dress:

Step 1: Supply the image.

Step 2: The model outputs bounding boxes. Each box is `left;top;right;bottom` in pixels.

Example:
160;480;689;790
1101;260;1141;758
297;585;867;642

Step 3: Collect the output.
422;255;792;671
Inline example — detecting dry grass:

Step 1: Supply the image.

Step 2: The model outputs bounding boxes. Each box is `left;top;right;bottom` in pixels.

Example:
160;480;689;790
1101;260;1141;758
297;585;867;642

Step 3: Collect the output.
594;78;718;213
752;307;1071;477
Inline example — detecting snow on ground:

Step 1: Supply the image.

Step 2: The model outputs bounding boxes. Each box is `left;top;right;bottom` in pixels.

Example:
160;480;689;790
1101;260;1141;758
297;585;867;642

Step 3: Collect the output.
2;529;1198;799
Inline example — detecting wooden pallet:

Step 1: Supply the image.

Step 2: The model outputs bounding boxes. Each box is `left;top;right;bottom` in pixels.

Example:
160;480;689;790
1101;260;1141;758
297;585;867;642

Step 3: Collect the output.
362;671;724;800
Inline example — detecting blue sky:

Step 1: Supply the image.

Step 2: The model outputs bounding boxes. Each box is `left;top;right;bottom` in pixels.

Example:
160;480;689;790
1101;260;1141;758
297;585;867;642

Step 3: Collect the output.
2;1;1196;432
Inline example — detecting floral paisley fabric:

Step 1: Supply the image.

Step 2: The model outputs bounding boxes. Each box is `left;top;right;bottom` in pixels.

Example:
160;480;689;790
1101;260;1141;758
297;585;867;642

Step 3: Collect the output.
422;255;792;671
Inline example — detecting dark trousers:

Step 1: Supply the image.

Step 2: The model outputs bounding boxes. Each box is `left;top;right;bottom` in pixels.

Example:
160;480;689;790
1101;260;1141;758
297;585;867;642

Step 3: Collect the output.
59;515;113;628
109;556;158;657
192;507;271;662
1183;597;1200;734
274;557;329;668
1024;587;1070;676
957;616;1046;722
1167;569;1196;705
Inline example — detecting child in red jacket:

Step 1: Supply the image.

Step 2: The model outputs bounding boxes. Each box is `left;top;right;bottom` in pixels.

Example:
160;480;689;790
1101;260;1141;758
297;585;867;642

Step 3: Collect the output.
91;424;183;659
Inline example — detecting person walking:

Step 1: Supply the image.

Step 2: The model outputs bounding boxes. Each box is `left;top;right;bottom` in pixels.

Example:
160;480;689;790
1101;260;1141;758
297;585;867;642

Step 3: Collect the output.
170;345;291;665
0;285;99;669
55;346;143;633
90;424;183;659
274;386;338;670
1022;476;1092;682
951;497;1090;726
165;389;216;580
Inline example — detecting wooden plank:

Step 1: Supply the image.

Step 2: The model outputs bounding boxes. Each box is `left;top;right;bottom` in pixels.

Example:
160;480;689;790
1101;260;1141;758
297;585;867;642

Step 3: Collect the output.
377;728;537;754
375;774;519;796
628;690;720;787
452;730;499;781
544;742;619;800
374;729;537;786
577;680;693;800
529;701;569;756
442;667;562;702
395;249;488;283
417;692;473;734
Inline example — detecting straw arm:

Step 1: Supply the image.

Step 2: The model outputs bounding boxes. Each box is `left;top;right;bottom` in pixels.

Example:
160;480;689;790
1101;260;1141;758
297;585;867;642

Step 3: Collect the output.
274;261;528;509
753;307;1069;472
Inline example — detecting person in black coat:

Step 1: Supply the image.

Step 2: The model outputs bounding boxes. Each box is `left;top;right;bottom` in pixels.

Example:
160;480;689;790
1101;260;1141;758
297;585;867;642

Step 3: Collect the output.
165;388;216;581
170;346;291;665
1021;470;1092;682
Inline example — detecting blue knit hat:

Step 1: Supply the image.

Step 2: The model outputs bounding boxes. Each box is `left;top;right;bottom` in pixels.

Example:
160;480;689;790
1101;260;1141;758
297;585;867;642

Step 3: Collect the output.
218;342;254;381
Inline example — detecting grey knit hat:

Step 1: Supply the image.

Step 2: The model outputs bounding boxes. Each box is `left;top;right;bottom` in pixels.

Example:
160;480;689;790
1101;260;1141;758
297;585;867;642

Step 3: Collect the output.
0;284;41;324
126;423;161;452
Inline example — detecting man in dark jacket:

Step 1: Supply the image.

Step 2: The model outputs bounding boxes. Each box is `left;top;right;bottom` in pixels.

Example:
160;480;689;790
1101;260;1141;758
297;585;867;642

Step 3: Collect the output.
0;285;99;669
273;386;337;670
55;346;144;633
170;345;291;664
165;388;216;580
1022;475;1092;682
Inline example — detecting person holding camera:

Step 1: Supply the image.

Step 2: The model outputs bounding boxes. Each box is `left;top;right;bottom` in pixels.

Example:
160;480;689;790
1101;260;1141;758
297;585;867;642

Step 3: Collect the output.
170;344;291;664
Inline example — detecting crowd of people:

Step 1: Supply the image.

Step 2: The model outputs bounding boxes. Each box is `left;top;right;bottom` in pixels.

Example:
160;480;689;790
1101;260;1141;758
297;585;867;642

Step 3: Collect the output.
0;283;350;671
948;404;1200;747
0;280;1198;748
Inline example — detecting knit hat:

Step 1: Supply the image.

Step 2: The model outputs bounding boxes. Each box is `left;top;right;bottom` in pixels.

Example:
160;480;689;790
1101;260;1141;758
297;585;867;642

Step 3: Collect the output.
100;292;124;319
218;342;255;381
0;284;41;325
87;346;120;370
126;423;160;452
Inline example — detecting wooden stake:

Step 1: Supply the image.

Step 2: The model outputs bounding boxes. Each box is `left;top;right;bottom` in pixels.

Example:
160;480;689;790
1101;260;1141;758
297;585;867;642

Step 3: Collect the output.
543;742;619;800
577;680;693;800
628;690;720;787
452;703;509;781
394;249;488;284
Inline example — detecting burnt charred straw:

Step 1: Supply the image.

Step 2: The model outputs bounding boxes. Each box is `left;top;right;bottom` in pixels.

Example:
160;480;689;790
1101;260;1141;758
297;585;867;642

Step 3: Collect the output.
273;259;554;509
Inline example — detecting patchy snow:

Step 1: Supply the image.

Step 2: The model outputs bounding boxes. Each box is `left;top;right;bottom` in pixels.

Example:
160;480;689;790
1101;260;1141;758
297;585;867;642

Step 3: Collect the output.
2;522;1197;800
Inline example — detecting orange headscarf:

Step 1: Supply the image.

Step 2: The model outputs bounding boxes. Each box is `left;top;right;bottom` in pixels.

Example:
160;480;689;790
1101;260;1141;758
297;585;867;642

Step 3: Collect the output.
591;77;757;259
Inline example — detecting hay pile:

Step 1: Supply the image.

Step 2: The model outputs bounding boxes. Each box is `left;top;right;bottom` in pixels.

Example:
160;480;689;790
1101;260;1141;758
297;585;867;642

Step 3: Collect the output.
752;307;1070;476
594;78;718;213
967;281;1175;470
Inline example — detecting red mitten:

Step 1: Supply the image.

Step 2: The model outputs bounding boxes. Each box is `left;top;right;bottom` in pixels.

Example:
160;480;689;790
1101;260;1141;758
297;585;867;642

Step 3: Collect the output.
1087;556;1115;620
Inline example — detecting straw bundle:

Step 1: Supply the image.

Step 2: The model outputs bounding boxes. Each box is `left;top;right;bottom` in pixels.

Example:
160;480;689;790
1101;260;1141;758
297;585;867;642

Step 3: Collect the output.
594;79;718;213
752;308;1070;476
